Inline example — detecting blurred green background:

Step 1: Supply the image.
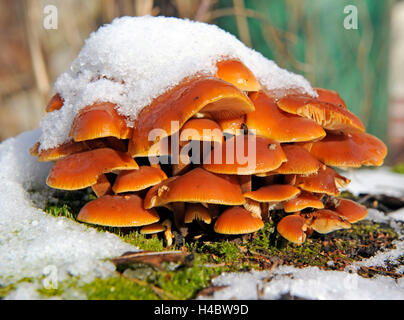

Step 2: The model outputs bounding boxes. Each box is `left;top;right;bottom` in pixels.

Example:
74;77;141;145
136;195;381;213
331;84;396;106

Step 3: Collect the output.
0;0;403;163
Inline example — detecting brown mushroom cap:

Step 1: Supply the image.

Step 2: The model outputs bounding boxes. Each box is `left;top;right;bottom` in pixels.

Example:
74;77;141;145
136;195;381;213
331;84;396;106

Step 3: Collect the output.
46;148;138;190
274;145;322;175
283;192;324;213
314;88;347;108
276;95;365;133
140;222;166;234
244;184;301;202
291;166;350;196
214;207;264;235
130;76;255;156
309;132;388;168
333;199;368;223
70;102;132;142
144;167;245;209
46;93;64;112
112;166;167;194
184;203;212;224
77;194;159;227
246;91;326;143
203;134;286;175
215;59;261;92
180;118;223;144
277;214;307;245
308;209;351;234
217;116;246;136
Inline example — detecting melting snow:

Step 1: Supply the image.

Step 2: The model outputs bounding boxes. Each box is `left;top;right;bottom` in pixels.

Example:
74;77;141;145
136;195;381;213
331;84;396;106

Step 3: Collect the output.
37;16;315;150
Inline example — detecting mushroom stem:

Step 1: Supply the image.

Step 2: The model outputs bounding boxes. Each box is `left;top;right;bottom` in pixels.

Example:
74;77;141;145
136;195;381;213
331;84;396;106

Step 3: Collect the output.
161;219;174;247
91;174;112;197
238;175;252;193
171;202;188;237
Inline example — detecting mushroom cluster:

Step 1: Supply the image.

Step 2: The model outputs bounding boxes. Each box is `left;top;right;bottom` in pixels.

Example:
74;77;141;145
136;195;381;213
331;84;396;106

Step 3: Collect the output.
30;18;387;246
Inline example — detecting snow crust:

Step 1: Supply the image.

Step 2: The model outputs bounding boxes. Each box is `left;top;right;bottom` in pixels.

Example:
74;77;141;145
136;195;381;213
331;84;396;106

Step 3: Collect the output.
37;16;315;150
0;129;136;290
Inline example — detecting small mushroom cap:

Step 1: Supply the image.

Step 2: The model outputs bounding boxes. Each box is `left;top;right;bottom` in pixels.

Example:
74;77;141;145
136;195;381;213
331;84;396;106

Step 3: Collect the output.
275;145;322;175
46;93;64;112
140;222;166;234
203;134;286;175
308;209;351;234
77;194;159;227
130;76;255;156
184;203;212;224
215;59;261;91
217;116;246;135
244;184;301;202
314;88;347;108
309;132;388;168
277;214;307;245
291;166;350;196
70;102;132;142
214;207;264;235
46;148;138;190
180;118;223;144
112;166;167;193
34;141;90;162
276;95;365;133
283;192;324;213
333;199;368;223
144;168;245;209
246;91;326;143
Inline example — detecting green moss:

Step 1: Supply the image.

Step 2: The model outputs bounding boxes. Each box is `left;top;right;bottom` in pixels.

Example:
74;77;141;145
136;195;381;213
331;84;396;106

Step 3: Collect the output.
392;163;404;174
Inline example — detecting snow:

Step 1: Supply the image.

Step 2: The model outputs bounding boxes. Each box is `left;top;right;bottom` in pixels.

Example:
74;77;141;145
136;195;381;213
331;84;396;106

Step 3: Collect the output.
37;16;315;150
0;129;137;291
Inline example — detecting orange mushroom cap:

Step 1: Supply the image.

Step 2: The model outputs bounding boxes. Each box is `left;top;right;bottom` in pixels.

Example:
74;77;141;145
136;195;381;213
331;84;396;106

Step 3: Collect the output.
130;76;255;156
276;95;365;133
244;184;301;202
180;118;223;144
46;148;138;190
77;194;159;227
314;88;347;108
46;93;64;112
291;166;350;196
70;102;132;142
203;134;286;175
283;192;324;213
91;174;112;197
214;207;264;235
217;116;246;136
309;132;388;168
308;209;351;234
333;198;368;223
144;167;245;209
140;222;166;234
184;203;212;224
246;91;326;143
277;214;307;245
215;59;261;92
112;166;167;193
274;144;322;175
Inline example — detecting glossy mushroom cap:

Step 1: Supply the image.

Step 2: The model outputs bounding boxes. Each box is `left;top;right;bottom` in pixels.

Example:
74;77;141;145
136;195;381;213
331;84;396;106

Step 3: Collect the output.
112;166;167;193
214;207;264;234
46;93;64;112
277;214;307;245
140;222;166;234
77;194;159;227
333;198;368;223
203;134;286;175
308;209;351;234
314;88;347;108
274;144;322;175
246;91;326;143
309;132;388;168
130;76;255;156
184;203;212;224
144;167;245;209
217;116;246;136
70;102;132;142
276;95;365;133
244;184;301;202
215;59;261;91
180;118;223;144
283;192;324;213
46;148;138;190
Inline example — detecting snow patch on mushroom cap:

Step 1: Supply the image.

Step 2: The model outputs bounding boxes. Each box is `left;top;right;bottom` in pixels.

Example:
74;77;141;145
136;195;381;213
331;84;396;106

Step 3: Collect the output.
38;16;315;151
